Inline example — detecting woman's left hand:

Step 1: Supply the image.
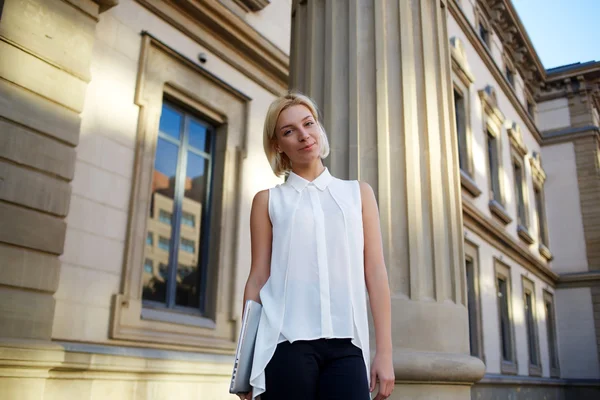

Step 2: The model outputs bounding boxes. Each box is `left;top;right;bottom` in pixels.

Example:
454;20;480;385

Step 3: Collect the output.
370;351;395;400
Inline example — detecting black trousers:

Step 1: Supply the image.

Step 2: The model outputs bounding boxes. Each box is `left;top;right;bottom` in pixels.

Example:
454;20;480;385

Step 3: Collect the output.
261;338;370;400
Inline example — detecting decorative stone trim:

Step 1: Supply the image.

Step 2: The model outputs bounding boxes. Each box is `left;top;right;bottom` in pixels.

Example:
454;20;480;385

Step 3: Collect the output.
517;224;535;245
233;0;270;12
508;122;528;157
450;37;475;86
479;85;505;128
461;170;482;197
489;199;512;225
539;243;553;261
393;349;485;383
529;151;546;185
557;271;600;289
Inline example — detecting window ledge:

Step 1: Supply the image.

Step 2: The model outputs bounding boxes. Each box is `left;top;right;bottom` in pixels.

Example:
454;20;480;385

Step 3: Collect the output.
528;364;542;377
550;368;561;379
539;244;553;261
500;360;519;375
517;225;535;245
461;170;482;197
141;306;217;329
489;200;512;225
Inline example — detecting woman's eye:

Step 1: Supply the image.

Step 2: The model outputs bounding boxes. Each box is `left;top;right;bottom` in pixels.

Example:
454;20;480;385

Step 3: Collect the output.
305;121;314;127
284;130;292;136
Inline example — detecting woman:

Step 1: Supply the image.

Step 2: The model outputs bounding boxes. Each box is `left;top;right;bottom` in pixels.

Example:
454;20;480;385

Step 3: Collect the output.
240;92;394;400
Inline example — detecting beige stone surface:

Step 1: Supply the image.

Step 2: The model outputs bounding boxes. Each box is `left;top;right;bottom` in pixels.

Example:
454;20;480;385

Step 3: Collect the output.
0;243;60;293
0;377;46;400
0;202;66;254
0;0;96;81
542;142;589;273
537;98;571;132
52;300;111;342
555;287;600;378
65;194;128;241
0;40;88;113
0;79;80;146
0;119;76;180
71;160;131;211
0;286;55;340
0;160;72;217
61;228;125;275
54;263;120;309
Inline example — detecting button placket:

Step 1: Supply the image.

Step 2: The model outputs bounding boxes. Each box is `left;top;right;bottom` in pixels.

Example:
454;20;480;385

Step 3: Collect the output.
307;185;333;337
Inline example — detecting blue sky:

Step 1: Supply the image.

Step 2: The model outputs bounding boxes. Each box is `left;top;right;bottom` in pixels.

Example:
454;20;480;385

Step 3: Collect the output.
512;0;600;69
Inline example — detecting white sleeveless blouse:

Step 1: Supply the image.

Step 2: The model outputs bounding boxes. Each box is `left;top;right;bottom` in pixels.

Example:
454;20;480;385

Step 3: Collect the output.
249;168;370;399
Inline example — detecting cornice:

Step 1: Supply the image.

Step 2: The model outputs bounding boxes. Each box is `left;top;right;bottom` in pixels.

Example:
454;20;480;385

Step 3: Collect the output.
136;0;288;95
449;1;543;145
478;0;545;92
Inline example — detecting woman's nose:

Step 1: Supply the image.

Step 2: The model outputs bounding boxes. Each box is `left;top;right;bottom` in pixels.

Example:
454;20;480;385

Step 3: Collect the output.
298;127;310;140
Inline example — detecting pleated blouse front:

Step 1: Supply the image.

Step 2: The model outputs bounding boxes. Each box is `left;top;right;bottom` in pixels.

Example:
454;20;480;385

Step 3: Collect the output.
249;168;370;399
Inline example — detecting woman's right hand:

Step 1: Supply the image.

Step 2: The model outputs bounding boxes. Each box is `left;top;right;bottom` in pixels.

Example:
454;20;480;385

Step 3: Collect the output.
237;392;252;400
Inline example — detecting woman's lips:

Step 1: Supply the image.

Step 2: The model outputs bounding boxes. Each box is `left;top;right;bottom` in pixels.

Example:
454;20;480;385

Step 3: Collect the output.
300;143;315;151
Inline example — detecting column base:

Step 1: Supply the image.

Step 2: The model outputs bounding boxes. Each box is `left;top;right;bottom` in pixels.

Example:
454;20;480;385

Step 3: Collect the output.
389;383;471;400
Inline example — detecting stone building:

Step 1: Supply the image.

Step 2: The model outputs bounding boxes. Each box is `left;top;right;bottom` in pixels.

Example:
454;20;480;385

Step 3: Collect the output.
0;0;598;399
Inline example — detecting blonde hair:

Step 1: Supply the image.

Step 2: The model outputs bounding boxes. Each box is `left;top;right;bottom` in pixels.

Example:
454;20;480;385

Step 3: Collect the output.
263;92;330;176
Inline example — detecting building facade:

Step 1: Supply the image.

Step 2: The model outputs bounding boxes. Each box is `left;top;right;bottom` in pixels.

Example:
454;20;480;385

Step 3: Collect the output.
0;0;598;399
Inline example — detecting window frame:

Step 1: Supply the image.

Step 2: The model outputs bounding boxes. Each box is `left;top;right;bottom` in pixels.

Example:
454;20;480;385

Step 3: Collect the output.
543;290;560;378
495;260;518;375
522;277;542;376
475;5;492;49
507;122;534;244
111;34;250;352
479;86;511;225
530;152;552;260
450;36;480;197
464;241;485;361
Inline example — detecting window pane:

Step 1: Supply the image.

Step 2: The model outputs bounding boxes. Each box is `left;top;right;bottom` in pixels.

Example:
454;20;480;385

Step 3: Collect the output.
488;132;501;202
182;211;195;228
146;232;153;246
535;188;547;245
175;151;210;308
546;301;559;369
143;136;180;305
454;89;468;172
498;278;512;362
466;259;480;357
159;105;182;140
188;119;211;152
525;292;538;366
514;163;526;226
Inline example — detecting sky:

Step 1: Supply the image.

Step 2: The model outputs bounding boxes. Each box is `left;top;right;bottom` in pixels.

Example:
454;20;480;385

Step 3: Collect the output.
512;0;600;70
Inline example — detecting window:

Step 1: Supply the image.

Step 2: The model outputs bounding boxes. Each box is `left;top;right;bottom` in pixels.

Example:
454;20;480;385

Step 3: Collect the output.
487;131;501;202
505;66;515;88
180;238;195;254
534;187;548;246
158;236;170;252
527;100;535;118
508;123;533;243
465;242;484;360
159;209;172;224
111;34;248;350
144;259;153;274
496;261;517;374
523;278;541;376
479;22;490;47
146;232;153;246
182;211;196;228
450;36;479;197
143;101;214;312
544;291;560;377
513;162;526;226
480;86;511;224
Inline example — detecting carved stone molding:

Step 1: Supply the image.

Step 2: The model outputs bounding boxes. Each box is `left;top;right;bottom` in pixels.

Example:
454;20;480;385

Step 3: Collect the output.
529;151;546;185
508;122;527;157
94;0;119;12
478;0;545;92
451;36;475;86
233;0;270;12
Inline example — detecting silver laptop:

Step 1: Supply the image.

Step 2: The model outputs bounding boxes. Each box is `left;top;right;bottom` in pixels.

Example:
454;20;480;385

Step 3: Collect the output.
229;300;262;394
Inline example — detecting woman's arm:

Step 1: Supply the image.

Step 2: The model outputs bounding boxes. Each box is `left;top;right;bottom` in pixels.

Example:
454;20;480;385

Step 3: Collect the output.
238;190;272;400
360;181;395;400
243;189;273;308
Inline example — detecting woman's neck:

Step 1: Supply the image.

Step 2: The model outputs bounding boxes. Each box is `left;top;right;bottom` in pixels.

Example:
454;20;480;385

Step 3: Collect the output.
290;160;325;182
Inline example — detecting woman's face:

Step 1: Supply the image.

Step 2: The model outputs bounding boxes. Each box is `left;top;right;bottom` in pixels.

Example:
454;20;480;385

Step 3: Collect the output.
274;105;322;166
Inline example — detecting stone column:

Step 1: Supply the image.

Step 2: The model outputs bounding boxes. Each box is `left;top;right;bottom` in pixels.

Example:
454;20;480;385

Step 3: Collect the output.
290;0;485;398
0;0;115;343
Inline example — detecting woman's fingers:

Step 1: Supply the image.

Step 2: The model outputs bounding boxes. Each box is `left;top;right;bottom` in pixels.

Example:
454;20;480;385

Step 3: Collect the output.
370;368;376;392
